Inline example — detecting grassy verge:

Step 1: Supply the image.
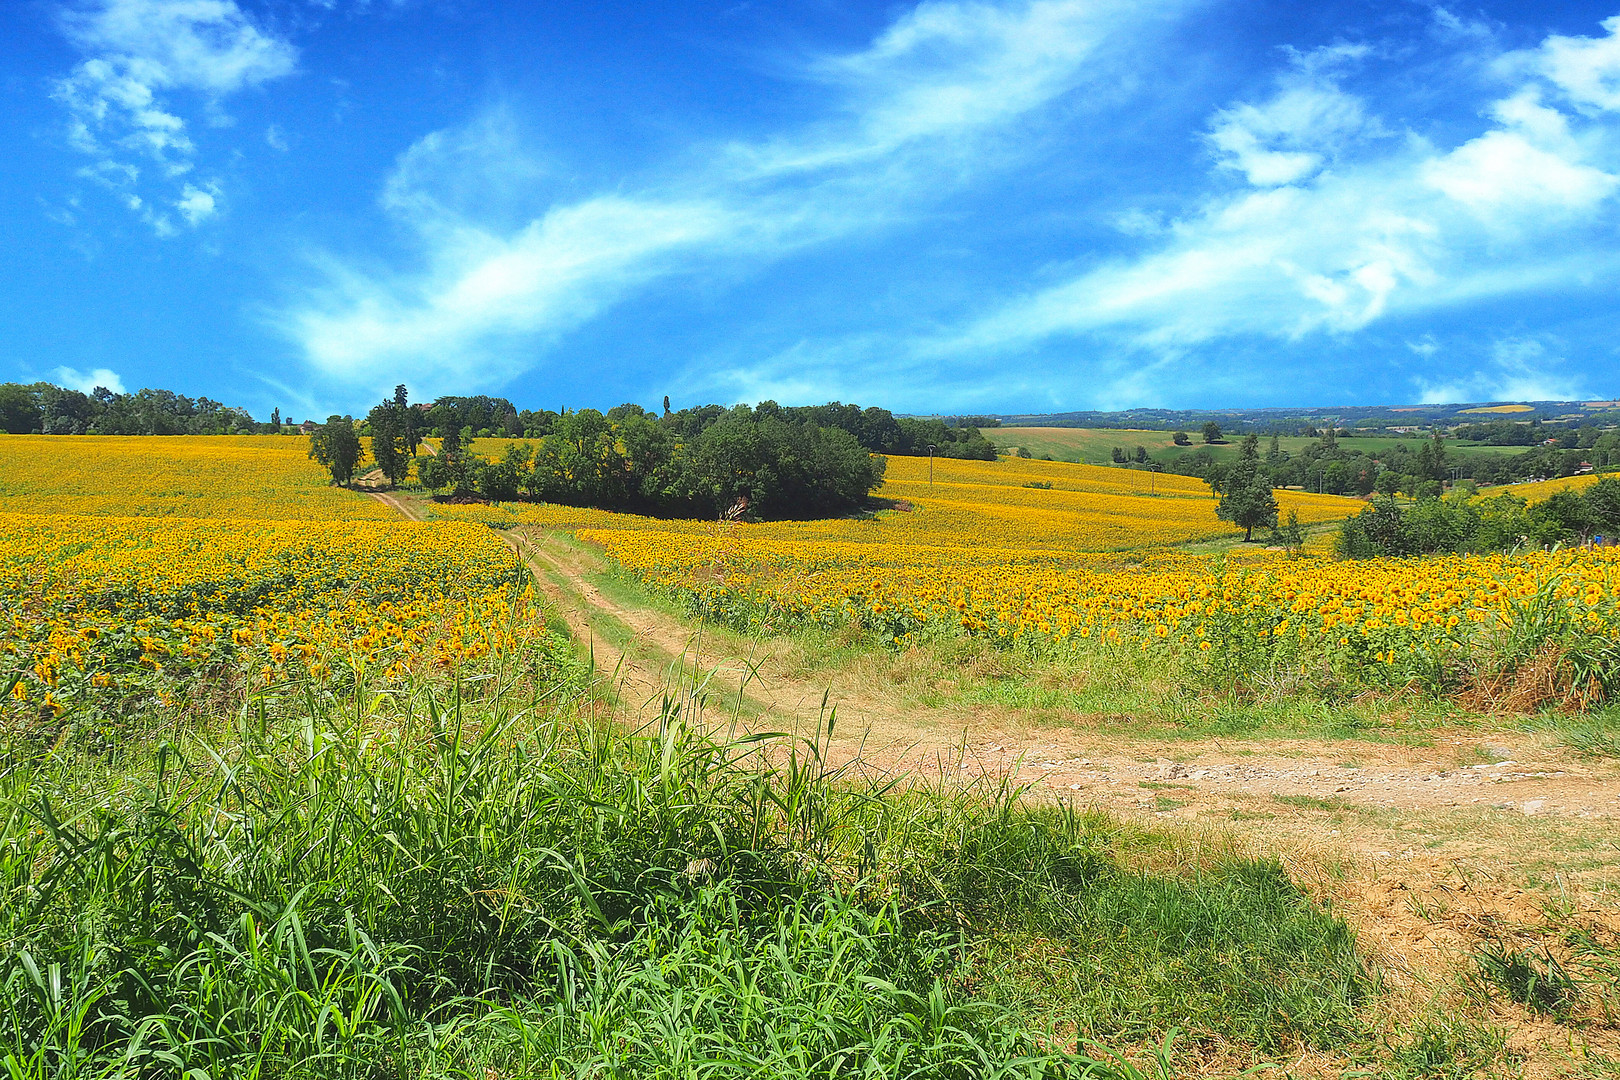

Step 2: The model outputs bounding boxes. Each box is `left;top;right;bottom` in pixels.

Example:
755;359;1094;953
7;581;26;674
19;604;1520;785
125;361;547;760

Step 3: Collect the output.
617;600;1475;743
0;659;1394;1078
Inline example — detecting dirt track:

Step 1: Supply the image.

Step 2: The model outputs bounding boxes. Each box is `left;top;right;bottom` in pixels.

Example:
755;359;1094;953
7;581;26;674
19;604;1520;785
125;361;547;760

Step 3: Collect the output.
372;491;1620;822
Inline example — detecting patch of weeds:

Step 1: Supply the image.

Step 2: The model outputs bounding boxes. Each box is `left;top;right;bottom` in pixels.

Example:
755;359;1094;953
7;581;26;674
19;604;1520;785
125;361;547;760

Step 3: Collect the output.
1473;941;1579;1021
1405;893;1451;922
1274;793;1360;813
1138;781;1194;791
1577;1047;1620;1078
1153;796;1186;812
1537;706;1620;759
976;853;1370;1054
1379;1017;1508;1080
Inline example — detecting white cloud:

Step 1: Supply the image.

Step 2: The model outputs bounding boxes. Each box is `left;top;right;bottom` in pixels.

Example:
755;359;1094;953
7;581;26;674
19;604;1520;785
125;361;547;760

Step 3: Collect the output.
61;0;296;93
1413;338;1586;403
1536;14;1620;112
280;0;1194;396
52;0;298;233
51;366;126;394
291;195;736;388
1421;92;1617;217
927;20;1620;367
176;181;218;225
265;123;288;151
1407;334;1439;357
1207;47;1376;186
760;0;1167;171
1423;128;1615;212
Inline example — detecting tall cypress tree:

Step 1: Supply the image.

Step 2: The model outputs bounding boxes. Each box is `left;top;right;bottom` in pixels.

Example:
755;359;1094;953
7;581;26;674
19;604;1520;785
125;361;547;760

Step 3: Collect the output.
393;384;421;455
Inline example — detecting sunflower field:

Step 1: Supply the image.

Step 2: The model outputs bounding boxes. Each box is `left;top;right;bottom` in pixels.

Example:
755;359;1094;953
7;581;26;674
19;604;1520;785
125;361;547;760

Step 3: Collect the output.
0;434;397;519
0;512;556;736
434;453;1620;701
0;435;568;737
1480;473;1601;503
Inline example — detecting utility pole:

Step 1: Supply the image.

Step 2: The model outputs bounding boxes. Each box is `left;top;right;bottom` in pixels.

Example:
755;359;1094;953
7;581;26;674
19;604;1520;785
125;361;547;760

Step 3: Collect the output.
927;443;937;486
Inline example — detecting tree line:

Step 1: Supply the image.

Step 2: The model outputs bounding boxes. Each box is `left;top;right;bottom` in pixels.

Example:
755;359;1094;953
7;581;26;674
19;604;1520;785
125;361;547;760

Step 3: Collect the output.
1167;424;1618;494
0;383;264;436
1;379;997;465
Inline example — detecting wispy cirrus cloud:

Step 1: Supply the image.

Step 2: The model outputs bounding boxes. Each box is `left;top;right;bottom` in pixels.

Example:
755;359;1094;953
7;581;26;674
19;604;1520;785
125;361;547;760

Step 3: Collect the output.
52;0;297;235
278;0;1195;398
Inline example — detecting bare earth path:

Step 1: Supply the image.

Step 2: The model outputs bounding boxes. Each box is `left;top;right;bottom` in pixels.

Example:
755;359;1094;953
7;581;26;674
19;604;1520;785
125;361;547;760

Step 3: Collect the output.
376;493;1620;1067
372;494;1620;823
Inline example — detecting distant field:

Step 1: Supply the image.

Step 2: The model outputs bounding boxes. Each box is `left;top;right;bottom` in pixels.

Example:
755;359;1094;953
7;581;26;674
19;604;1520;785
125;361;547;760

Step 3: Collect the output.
1480;473;1603;501
0;434;396;519
988;426;1524;465
1460;404;1535;414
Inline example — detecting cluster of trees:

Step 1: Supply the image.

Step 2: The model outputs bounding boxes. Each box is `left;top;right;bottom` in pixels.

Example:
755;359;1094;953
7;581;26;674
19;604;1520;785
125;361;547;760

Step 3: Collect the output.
1465;441;1618;486
1337;479;1620;558
1169;429;1439;497
1452;419;1553;446
317;396;890;519
0;383;264;435
1448;418;1618;449
1111;446;1154;463
1164;422;1228;447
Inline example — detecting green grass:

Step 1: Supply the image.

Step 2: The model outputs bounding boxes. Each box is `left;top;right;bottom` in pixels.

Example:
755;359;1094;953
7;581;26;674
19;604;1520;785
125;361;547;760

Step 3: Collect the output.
1528;705;1620;758
756;623;1466;744
0;651;1386;1077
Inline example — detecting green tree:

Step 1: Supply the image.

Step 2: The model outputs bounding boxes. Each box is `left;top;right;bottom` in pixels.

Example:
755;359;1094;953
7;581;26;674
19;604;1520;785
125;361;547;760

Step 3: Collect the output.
1529;488;1596;544
1585;476;1620;537
0;383;41;433
1172;430;1190;446
1271;509;1305;555
307;415;365;486
418;425;477;494
1336;497;1407;558
1216;435;1277;541
367;402;409;485
393;384;422;455
1473;495;1533;552
1201;421;1223;444
1111;446;1127;463
477;442;533;501
1133;445;1149;463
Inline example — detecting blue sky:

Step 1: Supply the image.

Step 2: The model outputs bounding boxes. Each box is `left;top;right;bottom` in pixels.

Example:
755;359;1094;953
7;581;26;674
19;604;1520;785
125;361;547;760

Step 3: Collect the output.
5;0;1620;419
